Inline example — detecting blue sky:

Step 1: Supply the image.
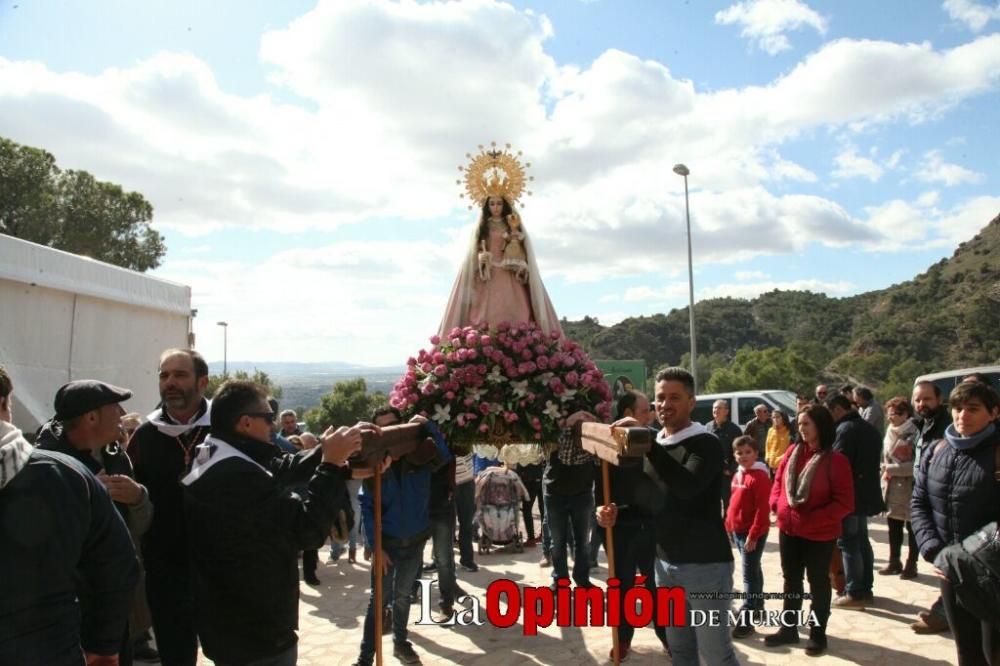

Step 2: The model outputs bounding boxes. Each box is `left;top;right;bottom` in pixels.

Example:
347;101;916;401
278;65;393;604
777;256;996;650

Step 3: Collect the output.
1;0;998;365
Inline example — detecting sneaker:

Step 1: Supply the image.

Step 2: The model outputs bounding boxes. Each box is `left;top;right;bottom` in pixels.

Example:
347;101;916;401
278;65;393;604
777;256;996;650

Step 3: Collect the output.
764;628;799;646
878;561;902;575
609;643;630;661
834;593;866;609
911;612;949;634
460;561;479;572
732;623;756;639
539;555;552;567
392;640;421;664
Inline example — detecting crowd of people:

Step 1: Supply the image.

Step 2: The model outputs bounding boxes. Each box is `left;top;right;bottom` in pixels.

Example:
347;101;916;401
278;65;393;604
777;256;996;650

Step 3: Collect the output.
1;352;998;666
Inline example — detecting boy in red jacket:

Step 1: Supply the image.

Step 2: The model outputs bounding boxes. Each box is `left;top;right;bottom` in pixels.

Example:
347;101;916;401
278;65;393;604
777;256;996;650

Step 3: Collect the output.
725;435;772;638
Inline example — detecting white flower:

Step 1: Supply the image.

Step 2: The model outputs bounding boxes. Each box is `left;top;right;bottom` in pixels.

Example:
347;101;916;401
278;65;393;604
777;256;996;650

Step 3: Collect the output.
432;404;452;424
559;389;578;402
487;366;508;384
543;400;562;420
536;372;555;385
511;379;529;398
466;387;483;402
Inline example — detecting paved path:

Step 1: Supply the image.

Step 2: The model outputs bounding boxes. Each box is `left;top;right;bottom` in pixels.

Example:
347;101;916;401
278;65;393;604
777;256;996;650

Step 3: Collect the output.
203;518;958;665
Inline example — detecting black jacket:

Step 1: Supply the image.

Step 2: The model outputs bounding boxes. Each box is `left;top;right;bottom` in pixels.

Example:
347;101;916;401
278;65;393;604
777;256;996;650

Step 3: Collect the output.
913;406;952;479
911;428;1000;563
182;432;352;664
644;428;733;564
832;411;885;516
127;402;210;568
708;419;743;475
0;444;139;665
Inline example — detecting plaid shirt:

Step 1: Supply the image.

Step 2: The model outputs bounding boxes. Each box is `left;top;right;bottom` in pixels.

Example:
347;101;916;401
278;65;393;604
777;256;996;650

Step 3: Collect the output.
555;427;597;466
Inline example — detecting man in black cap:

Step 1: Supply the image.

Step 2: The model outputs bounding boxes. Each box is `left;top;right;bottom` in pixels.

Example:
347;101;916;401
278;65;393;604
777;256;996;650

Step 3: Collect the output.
128;348;212;666
0;367;140;665
37;379;153;665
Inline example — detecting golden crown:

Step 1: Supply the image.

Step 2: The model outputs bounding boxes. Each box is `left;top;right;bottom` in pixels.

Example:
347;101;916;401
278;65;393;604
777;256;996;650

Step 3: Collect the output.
457;141;534;209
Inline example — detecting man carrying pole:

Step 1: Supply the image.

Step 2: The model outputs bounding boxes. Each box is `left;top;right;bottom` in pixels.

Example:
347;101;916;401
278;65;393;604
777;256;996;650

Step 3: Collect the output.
585;391;669;663
351;407;451;666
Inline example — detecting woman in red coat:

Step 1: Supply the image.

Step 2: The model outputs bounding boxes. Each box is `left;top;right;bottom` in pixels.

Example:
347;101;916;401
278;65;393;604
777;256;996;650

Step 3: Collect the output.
765;404;854;656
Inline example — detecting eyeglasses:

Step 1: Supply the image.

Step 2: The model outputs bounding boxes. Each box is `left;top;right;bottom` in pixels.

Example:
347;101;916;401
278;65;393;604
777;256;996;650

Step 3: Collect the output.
243;411;276;423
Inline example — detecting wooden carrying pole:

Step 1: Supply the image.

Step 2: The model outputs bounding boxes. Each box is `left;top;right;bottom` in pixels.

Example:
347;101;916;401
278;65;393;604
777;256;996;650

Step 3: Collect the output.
602;459;620;666
374;462;384;666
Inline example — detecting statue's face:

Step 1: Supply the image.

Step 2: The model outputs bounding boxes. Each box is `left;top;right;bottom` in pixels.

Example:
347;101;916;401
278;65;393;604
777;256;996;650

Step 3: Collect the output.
488;197;504;217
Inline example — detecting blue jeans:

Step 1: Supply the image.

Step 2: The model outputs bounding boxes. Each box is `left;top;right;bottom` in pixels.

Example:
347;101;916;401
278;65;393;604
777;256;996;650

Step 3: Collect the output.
430;508;459;606
358;538;426;662
331;479;362;556
543;489;593;586
733;532;766;612
654;559;739;666
454;480;476;567
838;513;874;597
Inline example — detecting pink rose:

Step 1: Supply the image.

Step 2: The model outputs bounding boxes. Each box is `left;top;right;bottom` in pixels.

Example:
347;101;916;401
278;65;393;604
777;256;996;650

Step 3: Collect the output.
464;398;474;407
450;338;461;348
532;418;542;430
446;352;456;363
537;356;549;370
449;327;462;339
565;371;579;387
407;357;417;366
421;384;435;396
433;352;445;364
467;349;478;360
521;349;533;361
550;330;561;340
505;412;519;423
534;432;543;440
481;335;492;346
466;333;477;346
479;402;491;415
563;356;576;368
478;364;488;374
420;362;432;373
479;423;490;433
445;391;455;400
434;364;448;377
497;322;510;332
430;335;441;345
549;377;563;391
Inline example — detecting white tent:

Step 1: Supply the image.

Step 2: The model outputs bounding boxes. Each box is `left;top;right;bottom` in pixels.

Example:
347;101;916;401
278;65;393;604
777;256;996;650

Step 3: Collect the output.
0;235;192;433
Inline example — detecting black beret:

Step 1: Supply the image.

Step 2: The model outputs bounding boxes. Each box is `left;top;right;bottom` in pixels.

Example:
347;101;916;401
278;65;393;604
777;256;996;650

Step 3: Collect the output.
54;380;133;421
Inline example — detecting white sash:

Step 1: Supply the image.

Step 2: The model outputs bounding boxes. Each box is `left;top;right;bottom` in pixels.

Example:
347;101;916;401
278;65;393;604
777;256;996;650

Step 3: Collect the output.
147;400;212;438
181;435;271;486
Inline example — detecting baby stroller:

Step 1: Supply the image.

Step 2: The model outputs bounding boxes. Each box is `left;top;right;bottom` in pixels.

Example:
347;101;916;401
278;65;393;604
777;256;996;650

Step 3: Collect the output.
474;467;528;554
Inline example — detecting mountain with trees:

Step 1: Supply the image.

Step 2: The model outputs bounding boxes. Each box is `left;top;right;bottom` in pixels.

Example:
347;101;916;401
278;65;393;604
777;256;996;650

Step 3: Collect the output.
563;213;1000;400
0;136;165;271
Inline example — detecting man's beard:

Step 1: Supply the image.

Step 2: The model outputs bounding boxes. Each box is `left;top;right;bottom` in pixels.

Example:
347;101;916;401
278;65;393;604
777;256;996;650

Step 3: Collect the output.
917;406;937;419
161;386;197;413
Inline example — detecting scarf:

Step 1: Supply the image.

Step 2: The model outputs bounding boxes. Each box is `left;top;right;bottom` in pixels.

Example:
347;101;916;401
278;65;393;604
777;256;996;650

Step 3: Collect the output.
784;442;828;508
0;421;33;490
147;399;211;437
656;421;707;447
945;423;996;451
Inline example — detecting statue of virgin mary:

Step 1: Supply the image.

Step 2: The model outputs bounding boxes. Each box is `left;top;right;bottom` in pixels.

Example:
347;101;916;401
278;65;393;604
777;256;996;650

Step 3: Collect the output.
438;144;562;338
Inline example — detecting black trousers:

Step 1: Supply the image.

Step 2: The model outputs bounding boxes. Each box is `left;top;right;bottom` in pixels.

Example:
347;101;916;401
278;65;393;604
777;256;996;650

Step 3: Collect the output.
887;518;918;565
611;518;668;647
303;548;318;576
941;578;1000;666
517;463;544;540
778;532;836;630
144;560;198;666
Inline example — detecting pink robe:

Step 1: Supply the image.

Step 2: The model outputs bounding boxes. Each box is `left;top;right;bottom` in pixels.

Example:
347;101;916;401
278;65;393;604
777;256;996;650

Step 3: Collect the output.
439;218;562;337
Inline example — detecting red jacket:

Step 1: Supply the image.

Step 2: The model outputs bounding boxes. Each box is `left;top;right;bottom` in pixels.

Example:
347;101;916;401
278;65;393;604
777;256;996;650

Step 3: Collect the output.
725;462;771;540
770;444;854;541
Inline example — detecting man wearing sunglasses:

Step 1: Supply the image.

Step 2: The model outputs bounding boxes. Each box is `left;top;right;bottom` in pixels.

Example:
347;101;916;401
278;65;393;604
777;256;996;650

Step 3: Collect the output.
181;380;377;666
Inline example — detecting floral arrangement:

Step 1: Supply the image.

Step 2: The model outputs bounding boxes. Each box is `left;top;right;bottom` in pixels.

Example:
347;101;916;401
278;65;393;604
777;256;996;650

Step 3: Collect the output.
390;321;612;450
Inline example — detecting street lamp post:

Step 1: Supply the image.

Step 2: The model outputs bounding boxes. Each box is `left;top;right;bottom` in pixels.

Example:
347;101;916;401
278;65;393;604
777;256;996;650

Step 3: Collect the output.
672;163;698;394
217;321;228;376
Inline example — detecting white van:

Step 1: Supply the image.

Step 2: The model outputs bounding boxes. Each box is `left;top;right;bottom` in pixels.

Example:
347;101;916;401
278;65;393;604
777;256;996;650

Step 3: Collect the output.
692;390;800;429
913;366;1000;402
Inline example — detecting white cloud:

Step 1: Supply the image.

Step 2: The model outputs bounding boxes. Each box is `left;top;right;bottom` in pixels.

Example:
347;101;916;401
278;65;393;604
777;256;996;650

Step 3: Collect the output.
2;1;999;362
915;150;986;186
943;0;1000;32
715;0;828;54
832;146;884;181
735;270;769;280
916;190;941;207
930;195;1000;244
699;279;855;299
